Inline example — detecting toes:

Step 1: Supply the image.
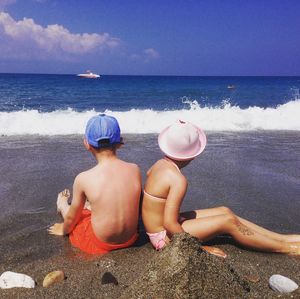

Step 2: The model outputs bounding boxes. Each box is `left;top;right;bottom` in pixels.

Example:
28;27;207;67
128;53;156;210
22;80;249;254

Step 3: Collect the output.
57;189;70;199
62;189;70;197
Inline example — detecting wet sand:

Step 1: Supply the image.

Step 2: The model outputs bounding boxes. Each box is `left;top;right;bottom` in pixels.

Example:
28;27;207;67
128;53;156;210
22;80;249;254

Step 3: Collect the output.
0;132;300;298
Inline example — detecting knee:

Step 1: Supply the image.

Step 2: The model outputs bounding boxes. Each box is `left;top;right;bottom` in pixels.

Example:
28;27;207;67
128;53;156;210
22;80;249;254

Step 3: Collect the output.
219;206;234;215
223;212;239;227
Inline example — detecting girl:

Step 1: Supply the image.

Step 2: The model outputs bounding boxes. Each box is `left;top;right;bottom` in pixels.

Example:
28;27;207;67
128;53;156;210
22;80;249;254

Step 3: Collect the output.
142;120;300;254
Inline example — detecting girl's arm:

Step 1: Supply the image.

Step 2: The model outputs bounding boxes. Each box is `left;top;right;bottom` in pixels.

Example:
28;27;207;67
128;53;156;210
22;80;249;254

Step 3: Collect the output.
163;175;188;235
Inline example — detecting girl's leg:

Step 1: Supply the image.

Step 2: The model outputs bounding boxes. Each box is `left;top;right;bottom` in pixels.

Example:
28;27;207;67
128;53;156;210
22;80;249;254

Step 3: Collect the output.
180;206;300;242
181;213;300;254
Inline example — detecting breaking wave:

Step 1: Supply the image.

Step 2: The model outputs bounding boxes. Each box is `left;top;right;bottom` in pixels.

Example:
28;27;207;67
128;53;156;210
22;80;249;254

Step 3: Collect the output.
1;99;300;135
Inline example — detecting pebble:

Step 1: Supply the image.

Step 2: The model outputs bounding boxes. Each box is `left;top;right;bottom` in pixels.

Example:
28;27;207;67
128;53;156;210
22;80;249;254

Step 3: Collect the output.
43;270;65;287
269;274;298;294
0;271;35;289
101;272;118;285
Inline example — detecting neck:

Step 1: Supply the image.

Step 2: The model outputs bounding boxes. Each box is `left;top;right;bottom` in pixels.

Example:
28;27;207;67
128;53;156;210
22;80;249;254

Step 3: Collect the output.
164;156;191;169
93;148;118;163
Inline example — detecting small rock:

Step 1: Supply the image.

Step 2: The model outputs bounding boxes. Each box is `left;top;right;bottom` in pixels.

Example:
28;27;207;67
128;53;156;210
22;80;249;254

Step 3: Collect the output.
101;272;118;285
0;271;35;289
43;270;65;288
244;275;260;283
269;274;298;294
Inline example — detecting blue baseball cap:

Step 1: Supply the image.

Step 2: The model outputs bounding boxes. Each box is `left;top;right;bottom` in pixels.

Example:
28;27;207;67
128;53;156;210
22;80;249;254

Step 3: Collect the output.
85;114;122;148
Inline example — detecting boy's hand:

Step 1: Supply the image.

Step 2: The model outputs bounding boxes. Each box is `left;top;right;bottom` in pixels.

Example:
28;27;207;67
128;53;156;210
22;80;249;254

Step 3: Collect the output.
48;223;65;236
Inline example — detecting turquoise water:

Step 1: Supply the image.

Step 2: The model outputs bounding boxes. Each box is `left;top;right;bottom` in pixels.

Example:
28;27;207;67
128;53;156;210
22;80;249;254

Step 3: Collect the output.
1;74;300;111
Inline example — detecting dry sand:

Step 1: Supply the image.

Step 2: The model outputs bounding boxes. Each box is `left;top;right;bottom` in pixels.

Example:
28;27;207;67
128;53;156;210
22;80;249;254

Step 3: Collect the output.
1;232;300;299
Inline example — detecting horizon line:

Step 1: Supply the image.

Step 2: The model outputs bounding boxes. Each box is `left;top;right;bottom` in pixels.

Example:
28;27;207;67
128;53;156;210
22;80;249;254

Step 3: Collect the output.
0;72;299;77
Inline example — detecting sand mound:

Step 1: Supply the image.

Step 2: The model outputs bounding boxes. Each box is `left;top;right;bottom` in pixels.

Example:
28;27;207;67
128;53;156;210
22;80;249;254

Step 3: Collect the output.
121;233;250;299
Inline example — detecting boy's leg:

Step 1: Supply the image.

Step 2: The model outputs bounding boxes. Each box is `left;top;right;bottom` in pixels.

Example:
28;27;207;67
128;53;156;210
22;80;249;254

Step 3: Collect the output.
181;206;300;242
181;213;300;254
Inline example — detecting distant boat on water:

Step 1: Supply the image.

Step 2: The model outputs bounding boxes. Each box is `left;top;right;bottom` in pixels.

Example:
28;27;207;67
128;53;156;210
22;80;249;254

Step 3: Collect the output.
227;85;235;89
77;70;100;79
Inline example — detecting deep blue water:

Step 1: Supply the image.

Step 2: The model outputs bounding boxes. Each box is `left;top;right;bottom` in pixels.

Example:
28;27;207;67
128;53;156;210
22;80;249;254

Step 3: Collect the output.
0;74;300;112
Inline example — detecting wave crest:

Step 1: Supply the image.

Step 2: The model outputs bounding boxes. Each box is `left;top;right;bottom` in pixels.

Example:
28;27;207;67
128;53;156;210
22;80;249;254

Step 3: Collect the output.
1;100;300;135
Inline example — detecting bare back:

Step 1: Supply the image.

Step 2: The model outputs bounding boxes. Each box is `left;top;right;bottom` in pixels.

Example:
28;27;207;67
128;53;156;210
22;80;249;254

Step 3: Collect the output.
78;159;141;243
142;158;187;234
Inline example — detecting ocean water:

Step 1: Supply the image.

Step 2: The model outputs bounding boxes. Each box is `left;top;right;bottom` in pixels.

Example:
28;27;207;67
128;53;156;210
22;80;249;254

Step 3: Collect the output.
0;74;300;135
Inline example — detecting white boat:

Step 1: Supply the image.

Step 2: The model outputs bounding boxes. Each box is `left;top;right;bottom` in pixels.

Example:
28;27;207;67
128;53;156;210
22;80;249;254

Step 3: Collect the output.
77;70;100;79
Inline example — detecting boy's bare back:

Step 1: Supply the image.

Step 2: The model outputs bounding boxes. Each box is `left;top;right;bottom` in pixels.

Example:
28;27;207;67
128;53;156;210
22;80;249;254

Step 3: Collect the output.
77;159;141;243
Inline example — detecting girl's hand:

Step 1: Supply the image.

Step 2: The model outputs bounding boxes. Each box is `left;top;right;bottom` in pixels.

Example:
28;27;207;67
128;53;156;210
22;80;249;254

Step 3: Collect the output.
201;245;227;258
48;223;65;236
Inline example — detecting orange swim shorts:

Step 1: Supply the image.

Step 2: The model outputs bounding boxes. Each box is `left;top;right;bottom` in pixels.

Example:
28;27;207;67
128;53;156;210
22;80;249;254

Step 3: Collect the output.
69;209;138;255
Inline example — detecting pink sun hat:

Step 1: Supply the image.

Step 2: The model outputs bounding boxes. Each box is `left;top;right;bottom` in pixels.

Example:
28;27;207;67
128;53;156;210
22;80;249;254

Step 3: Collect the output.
158;120;207;161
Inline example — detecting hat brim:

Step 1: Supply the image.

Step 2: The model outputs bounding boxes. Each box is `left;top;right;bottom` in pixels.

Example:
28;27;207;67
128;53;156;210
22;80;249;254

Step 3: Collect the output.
158;124;207;161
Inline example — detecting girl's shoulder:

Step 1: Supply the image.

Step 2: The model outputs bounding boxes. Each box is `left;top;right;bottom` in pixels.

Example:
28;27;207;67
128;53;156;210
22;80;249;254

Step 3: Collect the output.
148;159;185;180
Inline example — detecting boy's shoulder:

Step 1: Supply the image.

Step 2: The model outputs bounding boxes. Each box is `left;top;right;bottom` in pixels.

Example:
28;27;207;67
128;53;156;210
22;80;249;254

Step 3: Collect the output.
78;161;140;176
117;159;140;170
126;161;140;169
121;161;141;177
74;169;91;184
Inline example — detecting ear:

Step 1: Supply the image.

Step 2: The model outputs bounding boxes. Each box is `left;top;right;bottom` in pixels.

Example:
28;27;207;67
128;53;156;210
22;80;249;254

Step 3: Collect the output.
116;138;124;149
117;137;124;148
83;138;91;151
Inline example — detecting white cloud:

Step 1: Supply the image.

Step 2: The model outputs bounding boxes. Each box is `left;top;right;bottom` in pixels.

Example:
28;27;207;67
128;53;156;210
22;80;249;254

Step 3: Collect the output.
0;12;121;56
130;48;160;63
144;48;160;59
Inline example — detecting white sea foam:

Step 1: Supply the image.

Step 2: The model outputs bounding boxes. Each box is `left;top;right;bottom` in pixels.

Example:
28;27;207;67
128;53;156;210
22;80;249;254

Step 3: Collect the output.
1;100;300;135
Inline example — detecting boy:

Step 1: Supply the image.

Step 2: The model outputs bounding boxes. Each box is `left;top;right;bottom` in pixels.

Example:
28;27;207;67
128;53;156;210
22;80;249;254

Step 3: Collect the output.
49;114;141;255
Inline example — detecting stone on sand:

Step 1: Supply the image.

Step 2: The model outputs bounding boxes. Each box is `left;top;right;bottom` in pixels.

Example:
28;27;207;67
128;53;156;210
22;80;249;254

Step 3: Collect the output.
0;271;35;289
101;272;119;286
42;270;65;288
269;274;298;294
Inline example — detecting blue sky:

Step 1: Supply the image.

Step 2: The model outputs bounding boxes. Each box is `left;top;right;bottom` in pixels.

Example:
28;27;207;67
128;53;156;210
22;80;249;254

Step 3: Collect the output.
0;0;299;75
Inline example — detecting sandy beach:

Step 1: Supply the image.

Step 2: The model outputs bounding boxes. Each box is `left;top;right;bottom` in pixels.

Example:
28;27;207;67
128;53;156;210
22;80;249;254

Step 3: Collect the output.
0;132;300;298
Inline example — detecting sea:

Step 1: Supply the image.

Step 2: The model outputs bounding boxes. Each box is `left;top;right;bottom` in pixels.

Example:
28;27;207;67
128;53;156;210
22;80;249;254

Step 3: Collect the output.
0;74;300;134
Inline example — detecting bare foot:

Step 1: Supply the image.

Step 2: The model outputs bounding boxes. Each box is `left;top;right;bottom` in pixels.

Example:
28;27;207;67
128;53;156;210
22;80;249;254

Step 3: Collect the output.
84;200;91;211
201;245;227;258
56;189;70;214
285;235;300;243
287;243;300;256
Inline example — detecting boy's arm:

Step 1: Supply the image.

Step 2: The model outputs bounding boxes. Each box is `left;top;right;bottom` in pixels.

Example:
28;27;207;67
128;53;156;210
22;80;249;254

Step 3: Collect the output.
62;174;86;234
49;174;86;236
163;175;187;235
